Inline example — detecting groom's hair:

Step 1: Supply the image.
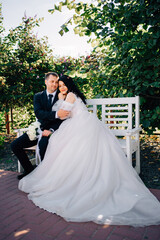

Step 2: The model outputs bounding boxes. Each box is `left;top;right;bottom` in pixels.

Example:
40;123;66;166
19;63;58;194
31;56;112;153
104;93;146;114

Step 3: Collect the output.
45;72;59;80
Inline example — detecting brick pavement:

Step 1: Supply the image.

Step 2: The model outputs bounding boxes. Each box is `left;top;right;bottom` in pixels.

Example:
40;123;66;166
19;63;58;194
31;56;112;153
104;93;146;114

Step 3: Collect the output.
0;170;160;240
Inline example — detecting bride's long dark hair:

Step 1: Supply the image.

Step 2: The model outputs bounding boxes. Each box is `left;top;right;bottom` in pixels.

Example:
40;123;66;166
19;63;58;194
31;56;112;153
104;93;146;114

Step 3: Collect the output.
59;75;86;104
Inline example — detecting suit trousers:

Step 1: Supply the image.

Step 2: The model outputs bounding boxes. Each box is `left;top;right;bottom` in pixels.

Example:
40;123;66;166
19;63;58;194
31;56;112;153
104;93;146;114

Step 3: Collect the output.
11;133;49;173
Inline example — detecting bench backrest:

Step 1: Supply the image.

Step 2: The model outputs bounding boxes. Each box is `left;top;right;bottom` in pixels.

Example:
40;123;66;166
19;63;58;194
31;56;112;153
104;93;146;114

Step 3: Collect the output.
86;96;140;136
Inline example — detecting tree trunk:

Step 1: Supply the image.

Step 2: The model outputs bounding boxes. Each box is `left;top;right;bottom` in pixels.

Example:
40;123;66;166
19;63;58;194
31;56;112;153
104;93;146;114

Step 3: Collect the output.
5;111;10;134
11;107;13;129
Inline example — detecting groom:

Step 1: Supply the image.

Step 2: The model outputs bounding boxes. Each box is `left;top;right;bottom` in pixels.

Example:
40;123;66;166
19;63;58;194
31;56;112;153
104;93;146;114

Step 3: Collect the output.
11;72;70;180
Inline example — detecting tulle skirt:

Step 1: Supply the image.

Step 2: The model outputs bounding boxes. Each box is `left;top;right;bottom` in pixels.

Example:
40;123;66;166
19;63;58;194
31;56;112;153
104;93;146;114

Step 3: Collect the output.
19;110;160;226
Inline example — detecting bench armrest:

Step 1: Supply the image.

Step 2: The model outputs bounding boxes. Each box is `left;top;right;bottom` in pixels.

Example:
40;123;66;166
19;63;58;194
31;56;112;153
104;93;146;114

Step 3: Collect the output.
14;128;29;132
14;128;29;137
126;127;142;136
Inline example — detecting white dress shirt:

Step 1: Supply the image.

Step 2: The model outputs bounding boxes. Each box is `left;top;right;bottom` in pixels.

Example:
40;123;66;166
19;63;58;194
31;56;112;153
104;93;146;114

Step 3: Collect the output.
46;90;57;103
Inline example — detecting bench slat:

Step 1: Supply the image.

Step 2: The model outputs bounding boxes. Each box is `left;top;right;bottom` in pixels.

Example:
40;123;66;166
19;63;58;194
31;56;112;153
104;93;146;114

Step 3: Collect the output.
105;112;129;116
104;107;128;110
106;123;129;127
105;118;129;121
87;96;139;104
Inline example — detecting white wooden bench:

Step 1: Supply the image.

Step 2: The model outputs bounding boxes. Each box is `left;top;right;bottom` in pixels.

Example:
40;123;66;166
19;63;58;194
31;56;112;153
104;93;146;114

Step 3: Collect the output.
15;96;141;174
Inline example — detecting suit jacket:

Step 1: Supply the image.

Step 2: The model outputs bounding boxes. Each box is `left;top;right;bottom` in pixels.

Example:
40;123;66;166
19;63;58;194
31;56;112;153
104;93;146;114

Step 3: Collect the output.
34;90;63;131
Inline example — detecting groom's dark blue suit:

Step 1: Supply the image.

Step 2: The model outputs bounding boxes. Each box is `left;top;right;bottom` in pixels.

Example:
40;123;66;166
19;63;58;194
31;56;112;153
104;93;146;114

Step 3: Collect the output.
34;90;62;131
11;90;63;174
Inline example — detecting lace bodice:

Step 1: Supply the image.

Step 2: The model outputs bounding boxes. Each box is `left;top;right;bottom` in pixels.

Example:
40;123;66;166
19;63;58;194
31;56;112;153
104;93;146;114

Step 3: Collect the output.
52;95;87;118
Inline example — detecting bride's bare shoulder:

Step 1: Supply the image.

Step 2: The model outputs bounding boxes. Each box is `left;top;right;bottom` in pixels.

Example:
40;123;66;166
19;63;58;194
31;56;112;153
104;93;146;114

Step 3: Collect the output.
66;92;76;103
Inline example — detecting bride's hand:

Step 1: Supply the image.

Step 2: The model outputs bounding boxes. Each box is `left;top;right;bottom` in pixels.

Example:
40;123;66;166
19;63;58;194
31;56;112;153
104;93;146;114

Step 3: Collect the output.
58;93;66;100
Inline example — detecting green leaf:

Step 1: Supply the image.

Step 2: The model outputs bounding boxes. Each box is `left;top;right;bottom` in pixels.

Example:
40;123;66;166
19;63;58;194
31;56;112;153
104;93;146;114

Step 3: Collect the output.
74;28;79;34
59;29;64;36
48;9;55;14
61;25;69;33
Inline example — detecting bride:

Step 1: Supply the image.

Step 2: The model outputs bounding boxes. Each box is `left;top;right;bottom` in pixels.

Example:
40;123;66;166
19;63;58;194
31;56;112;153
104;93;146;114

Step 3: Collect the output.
19;75;160;226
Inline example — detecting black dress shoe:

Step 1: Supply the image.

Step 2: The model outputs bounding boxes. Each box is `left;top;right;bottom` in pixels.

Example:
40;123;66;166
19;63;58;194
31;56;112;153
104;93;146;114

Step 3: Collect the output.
17;165;37;180
17;172;29;180
17;166;37;180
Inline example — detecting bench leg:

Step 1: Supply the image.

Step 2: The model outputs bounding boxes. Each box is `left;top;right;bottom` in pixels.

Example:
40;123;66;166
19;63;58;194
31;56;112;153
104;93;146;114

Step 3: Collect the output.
134;133;140;174
18;149;41;173
126;136;132;164
135;138;140;174
36;154;41;165
18;160;24;173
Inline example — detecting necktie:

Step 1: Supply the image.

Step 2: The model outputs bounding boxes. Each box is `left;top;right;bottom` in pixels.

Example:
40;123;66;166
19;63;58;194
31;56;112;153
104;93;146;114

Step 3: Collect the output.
48;94;53;108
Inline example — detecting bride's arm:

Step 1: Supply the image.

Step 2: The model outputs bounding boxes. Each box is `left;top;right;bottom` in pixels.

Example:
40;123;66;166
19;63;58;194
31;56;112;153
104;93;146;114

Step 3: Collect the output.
59;92;76;113
53;93;76;119
65;92;76;104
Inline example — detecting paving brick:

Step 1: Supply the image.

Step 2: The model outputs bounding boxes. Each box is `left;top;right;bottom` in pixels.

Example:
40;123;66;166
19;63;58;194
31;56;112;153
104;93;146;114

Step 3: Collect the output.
42;214;62;227
21;231;53;240
21;199;38;211
0;234;8;240
26;205;44;216
9;225;31;239
2;205;24;220
0;192;17;201
69;222;86;228
2;200;24;212
1;220;25;239
59;226;77;239
55;231;73;240
3;232;24;240
92;225;115;240
143;225;160;240
0;213;10;223
84;222;99;231
71;236;92;240
2;214;23;227
0;222;7;233
22;214;47;225
0;197;21;209
63;224;94;238
108;233;125;240
150;189;160;201
24;217;60;234
46;219;69;238
37;210;52;220
113;226;146;240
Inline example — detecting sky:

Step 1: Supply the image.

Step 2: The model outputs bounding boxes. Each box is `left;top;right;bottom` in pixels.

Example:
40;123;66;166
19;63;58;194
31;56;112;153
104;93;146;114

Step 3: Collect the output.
1;0;93;58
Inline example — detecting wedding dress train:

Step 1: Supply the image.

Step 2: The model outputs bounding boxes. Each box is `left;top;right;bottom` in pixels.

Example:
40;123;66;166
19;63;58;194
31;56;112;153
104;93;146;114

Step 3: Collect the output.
19;97;160;226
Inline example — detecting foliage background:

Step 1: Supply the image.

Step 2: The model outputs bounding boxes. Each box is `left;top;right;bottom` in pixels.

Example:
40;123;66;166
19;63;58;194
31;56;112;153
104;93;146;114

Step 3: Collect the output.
0;0;160;136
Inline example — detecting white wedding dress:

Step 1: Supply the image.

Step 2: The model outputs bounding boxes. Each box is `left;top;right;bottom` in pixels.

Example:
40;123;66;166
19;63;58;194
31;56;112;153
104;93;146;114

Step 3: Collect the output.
19;96;160;226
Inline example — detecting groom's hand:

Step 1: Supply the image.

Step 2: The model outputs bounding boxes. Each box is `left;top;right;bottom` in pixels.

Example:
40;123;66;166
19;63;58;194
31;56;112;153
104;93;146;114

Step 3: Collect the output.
42;130;52;137
57;109;70;120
